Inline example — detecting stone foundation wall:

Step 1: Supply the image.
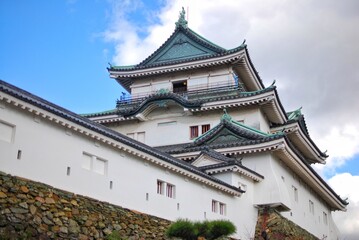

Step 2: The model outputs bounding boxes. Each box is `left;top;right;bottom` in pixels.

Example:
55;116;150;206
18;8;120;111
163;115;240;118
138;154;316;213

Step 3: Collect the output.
0;171;170;239
254;208;318;240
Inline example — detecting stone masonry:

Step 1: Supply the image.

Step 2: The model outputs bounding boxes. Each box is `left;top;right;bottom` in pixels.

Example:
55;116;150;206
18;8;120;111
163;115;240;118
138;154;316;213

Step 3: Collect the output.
0;171;170;240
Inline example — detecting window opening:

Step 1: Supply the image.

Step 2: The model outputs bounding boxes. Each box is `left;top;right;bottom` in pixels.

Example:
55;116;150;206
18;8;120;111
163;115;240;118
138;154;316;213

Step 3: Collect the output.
157;180;164;195
166;184;175;198
17;150;22;160
173;80;187;93
219;202;226;215
190;126;199;139
212;200;218;213
202;124;210;134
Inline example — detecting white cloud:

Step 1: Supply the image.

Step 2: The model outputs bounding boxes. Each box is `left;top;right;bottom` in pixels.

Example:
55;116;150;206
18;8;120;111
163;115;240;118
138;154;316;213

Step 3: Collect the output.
103;1;359;237
313;125;359;176
329;173;359;239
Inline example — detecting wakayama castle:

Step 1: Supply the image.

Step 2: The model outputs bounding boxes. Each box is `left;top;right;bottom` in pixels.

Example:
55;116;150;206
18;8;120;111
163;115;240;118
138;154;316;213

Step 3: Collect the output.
0;9;347;239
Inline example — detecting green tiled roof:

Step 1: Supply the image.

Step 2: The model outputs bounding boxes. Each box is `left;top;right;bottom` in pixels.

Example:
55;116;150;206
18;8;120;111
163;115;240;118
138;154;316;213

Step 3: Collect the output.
193;110;283;146
80;109;117;118
109;9;245;72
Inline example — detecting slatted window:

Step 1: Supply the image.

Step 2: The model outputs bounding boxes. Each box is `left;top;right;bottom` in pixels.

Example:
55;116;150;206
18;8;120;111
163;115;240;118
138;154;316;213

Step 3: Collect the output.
157;180;164;195
166;184;175;198
190;126;199;139
219;202;226;215
202;124;210;134
157;180;175;198
212;200;218;213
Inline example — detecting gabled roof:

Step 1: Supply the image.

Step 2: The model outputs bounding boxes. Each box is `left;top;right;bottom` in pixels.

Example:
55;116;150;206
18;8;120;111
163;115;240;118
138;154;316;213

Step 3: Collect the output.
271;108;328;163
83;83;288;125
0;79;243;196
155;111;284;155
108;9;265;92
109;25;242;71
192;149;264;181
193;110;281;146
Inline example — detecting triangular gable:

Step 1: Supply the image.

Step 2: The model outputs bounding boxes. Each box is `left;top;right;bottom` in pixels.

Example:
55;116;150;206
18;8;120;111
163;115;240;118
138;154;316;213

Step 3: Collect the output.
194;111;272;146
191;153;224;167
139;26;225;67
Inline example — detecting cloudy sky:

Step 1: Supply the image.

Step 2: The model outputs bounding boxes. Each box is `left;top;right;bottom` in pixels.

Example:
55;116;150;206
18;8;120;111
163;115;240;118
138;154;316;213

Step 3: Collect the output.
1;0;358;238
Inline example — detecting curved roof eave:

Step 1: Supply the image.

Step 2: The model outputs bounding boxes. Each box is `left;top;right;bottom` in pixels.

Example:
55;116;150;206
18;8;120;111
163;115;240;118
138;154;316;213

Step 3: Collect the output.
282;137;348;210
271;120;328;162
0;79;244;196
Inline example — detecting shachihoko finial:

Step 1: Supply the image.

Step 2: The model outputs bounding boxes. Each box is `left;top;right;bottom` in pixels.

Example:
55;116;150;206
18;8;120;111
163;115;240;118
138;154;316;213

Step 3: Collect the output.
175;7;188;28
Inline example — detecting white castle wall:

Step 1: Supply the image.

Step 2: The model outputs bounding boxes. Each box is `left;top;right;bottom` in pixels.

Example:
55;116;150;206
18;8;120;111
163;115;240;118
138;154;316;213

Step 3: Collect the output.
111;106;269;147
130;67;236;97
0;95;258;239
242;154;340;239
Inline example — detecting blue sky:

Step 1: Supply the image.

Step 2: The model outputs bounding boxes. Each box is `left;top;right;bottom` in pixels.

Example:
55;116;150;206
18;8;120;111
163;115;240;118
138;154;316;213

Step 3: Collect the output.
1;1;124;113
1;1;359;237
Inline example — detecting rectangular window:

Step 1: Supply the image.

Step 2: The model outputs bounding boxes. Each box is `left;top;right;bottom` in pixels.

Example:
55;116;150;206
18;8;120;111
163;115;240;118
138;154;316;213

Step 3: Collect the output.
127;132;145;143
323;212;328;225
309;200;314;214
212;200;218;213
17;150;22;160
202;124;210;134
157;180;164;195
126;133;135;139
137;132;145;143
173;80;187;93
219;202;226;215
157;180;175;198
166;183;175;198
0;121;15;143
158;121;177;126
190;126;199;139
82;152;107;175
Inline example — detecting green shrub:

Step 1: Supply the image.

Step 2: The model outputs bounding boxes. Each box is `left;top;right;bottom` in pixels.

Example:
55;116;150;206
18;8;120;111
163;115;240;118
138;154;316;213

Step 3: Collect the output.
166;219;236;240
166;219;197;240
207;220;236;240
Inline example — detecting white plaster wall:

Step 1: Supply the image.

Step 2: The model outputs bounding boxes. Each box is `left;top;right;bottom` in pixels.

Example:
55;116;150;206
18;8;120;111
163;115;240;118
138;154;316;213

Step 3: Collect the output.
0;99;257;239
212;171;258;237
242;153;340;239
112;106;266;147
130;66;235;96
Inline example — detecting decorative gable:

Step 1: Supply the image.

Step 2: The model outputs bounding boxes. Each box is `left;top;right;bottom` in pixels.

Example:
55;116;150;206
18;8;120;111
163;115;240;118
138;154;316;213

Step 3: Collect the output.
191;153;224;167
140;27;224;66
194;111;273;146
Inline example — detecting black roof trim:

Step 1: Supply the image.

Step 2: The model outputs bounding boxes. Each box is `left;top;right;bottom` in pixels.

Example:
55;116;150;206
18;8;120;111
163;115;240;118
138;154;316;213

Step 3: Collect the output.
195;149;264;179
284;136;348;206
0;80;243;194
